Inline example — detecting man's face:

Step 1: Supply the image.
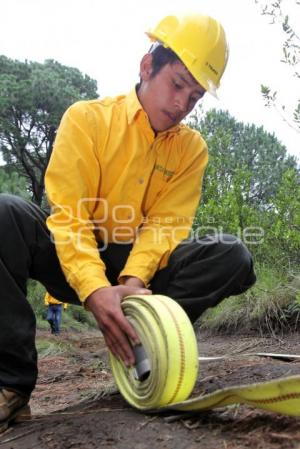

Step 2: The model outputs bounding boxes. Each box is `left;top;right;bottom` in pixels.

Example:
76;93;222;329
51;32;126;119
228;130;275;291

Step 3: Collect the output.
138;55;206;133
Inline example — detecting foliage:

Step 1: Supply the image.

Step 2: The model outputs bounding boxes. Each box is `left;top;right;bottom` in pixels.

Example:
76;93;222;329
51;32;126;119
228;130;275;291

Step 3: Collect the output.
0;166;30;199
27;280;48;320
199;267;300;335
188;107;300;332
255;0;300;132
264;168;300;262
191;108;297;207
0;56;98;205
27;280;97;330
189;108;300;269
66;305;98;329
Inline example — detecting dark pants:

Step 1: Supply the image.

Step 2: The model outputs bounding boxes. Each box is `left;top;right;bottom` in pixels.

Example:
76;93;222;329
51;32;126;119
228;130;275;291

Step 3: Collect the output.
0;194;256;394
46;304;62;334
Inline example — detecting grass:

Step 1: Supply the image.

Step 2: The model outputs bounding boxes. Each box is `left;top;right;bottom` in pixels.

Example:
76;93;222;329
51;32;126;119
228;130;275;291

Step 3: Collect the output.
36;337;75;358
61;306;98;331
199;266;300;336
27;280;98;331
29;267;300;338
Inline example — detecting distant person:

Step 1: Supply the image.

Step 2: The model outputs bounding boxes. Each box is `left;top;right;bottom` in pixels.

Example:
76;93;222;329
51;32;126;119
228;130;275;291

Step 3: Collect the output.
0;12;256;433
44;293;67;335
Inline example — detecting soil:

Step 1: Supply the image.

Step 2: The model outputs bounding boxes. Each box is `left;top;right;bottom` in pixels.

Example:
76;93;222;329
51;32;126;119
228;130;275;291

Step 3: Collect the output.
1;329;300;449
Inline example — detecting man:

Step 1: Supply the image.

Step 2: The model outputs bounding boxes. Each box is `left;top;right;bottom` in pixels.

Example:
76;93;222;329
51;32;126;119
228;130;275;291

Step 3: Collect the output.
44;293;67;335
0;13;256;433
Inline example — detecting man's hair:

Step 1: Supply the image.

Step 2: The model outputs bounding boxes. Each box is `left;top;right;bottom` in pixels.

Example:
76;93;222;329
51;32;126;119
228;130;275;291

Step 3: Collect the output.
149;43;180;78
137;43;180;87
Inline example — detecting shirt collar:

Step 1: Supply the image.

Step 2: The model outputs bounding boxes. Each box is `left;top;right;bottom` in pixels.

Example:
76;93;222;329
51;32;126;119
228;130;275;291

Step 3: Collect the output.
125;87;143;125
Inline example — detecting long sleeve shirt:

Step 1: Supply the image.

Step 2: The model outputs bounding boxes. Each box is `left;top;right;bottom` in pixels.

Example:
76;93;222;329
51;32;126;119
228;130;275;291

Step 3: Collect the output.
45;88;208;302
44;292;68;309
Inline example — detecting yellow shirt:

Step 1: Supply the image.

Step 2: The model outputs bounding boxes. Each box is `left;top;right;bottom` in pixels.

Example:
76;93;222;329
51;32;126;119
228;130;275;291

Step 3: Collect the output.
45;89;208;302
44;292;68;309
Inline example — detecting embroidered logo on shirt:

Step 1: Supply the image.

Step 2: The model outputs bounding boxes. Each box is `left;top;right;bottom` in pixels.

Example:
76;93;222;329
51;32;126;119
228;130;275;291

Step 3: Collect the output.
154;164;174;177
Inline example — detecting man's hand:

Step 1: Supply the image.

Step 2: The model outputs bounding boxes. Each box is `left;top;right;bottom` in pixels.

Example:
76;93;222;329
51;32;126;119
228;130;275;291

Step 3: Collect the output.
120;276;145;288
85;285;151;366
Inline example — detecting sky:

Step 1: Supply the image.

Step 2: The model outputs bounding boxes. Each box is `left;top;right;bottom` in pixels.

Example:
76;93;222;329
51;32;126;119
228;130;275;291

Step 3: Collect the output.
0;0;299;160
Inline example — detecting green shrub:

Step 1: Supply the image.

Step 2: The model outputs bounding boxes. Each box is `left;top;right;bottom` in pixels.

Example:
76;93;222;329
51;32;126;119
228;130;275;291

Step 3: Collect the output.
27;280;97;330
199;266;300;335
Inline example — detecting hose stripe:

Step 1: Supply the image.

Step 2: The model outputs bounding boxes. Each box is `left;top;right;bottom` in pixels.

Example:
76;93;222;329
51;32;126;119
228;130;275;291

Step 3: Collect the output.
156;297;186;405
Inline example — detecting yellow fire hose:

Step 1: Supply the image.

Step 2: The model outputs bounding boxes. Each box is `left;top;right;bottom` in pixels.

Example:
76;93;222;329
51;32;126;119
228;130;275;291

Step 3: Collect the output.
109;295;300;416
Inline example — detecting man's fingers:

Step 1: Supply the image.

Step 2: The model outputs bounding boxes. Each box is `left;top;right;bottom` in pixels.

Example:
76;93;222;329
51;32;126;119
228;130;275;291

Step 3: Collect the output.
121;286;152;296
105;334;124;362
117;311;140;346
104;330;132;365
87;285;150;365
102;314;137;366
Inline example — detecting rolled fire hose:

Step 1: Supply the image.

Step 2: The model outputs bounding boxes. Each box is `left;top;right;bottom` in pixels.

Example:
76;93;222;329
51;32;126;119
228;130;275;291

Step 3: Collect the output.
109;295;300;416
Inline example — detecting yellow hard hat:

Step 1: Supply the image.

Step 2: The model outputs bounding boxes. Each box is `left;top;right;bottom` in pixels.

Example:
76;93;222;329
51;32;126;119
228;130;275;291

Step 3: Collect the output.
146;14;229;97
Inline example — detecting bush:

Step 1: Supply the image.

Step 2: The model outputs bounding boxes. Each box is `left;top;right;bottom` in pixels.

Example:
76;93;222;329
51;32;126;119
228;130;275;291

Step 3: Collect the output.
27;280;97;330
199;266;300;335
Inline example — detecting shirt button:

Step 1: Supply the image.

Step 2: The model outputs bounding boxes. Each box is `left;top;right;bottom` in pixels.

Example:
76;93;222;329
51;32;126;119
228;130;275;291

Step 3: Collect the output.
138;178;144;184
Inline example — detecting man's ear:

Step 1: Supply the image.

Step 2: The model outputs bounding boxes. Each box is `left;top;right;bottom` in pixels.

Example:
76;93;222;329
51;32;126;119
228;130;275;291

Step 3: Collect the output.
140;54;153;81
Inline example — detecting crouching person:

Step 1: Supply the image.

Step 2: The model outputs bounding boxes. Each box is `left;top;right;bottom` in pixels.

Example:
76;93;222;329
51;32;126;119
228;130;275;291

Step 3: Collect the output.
0;12;256;433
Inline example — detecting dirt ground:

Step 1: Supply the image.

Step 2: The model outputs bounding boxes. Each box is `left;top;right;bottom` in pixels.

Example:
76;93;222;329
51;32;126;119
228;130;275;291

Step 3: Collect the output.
1;328;300;449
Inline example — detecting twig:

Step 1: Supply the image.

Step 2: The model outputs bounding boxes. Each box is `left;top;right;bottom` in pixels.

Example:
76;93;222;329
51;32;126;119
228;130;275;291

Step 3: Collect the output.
198;375;216;383
230;340;261;355
136;416;157;430
182;419;200;429
269;432;300;441
0;428;36;445
164;412;198;423
30;407;132;420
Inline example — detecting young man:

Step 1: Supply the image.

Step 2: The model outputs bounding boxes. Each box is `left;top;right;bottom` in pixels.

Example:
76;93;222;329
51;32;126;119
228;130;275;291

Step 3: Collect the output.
0;13;256;432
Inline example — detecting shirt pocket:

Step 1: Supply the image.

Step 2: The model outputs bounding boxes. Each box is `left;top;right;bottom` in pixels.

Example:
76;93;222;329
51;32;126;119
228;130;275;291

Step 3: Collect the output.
143;161;176;213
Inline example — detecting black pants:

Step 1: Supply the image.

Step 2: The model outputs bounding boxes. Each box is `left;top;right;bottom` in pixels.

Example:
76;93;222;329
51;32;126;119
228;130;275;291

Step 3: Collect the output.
0;194;256;394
